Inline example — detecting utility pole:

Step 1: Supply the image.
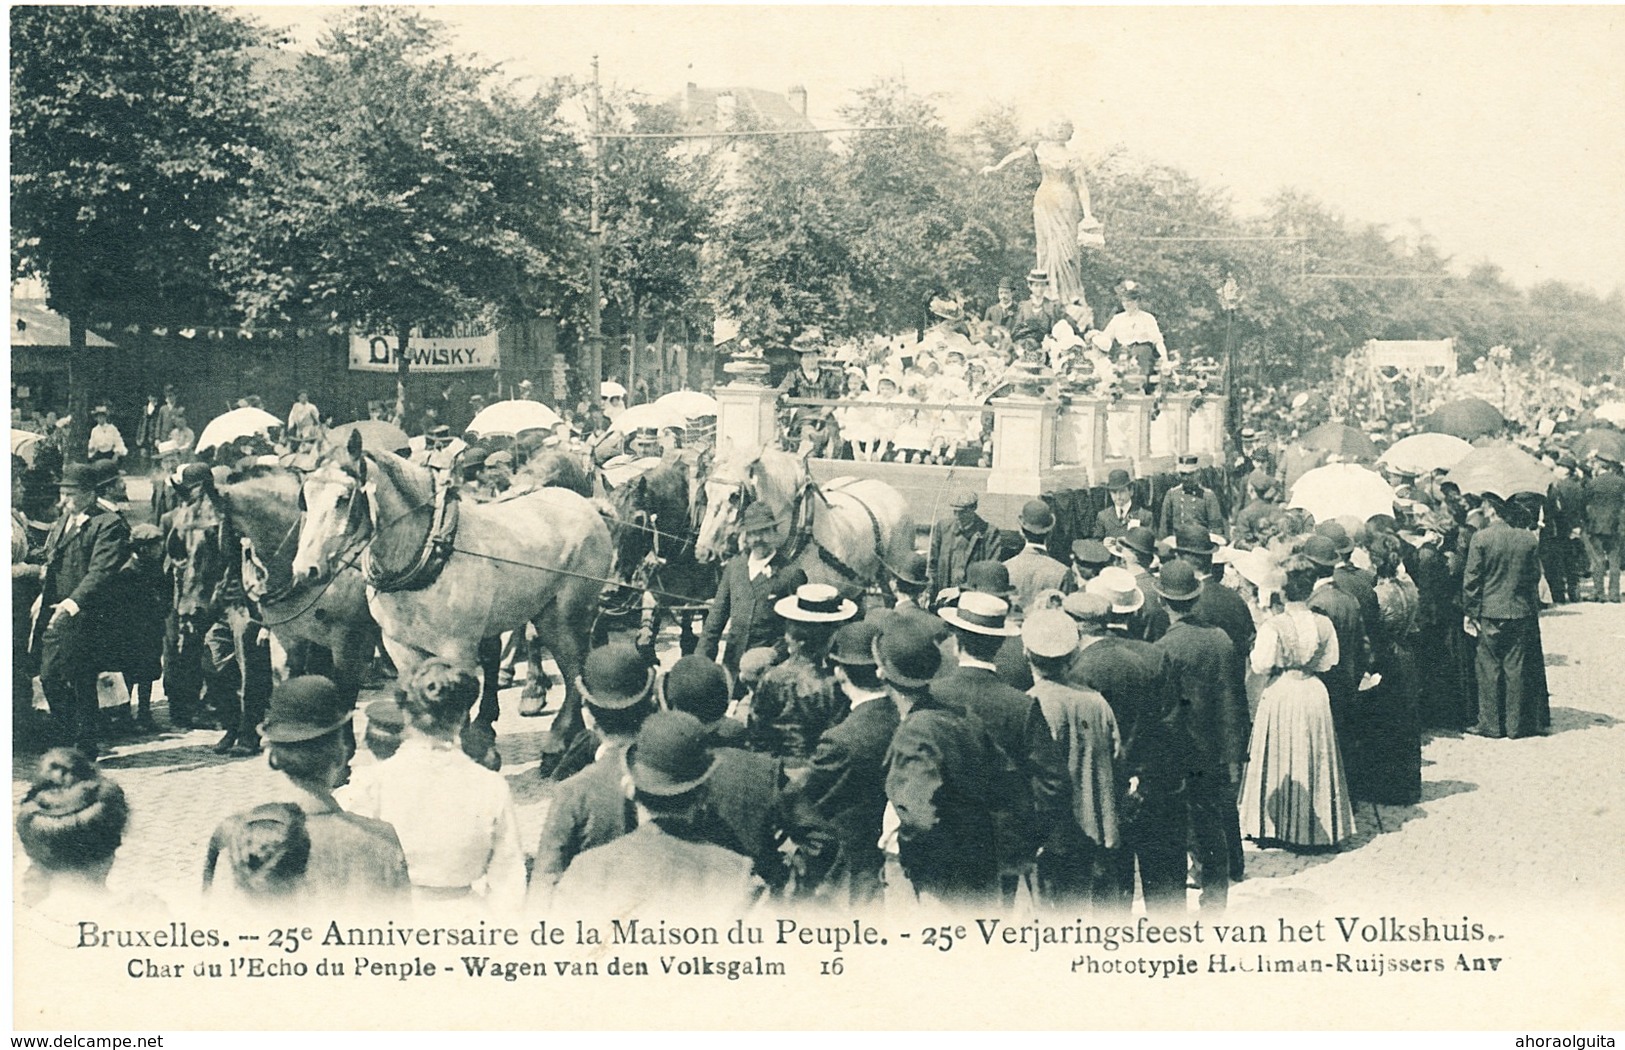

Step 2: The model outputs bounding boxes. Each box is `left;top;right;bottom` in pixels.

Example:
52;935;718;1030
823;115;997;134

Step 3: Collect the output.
586;54;605;413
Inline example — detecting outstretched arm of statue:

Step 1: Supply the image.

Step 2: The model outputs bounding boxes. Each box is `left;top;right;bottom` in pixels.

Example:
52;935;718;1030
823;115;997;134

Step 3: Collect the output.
981;145;1031;176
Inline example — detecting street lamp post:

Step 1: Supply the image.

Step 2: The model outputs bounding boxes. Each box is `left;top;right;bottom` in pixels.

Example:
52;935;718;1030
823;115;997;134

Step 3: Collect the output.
1217;274;1244;445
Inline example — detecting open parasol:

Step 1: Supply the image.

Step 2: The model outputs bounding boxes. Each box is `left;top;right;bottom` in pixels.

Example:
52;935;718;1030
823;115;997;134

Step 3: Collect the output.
467;399;561;439
1296;422;1378;461
11;429;44;467
1378;432;1474;475
608;402;689;435
328;420;411;456
1591;402;1625;427
600;381;628;399
653;390;720;419
1288;463;1396;524
1422;397;1505;440
1444;443;1555;499
1571;428;1625;464
194;406;283;455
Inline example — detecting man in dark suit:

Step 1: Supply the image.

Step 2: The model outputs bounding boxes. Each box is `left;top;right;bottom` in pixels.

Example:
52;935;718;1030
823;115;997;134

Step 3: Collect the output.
1092;469;1152;540
1159;455;1226;539
1462;496;1545;738
700;502;807;684
1153;561;1245;912
933;592;1069;905
1106;526;1168;642
33;462;130;758
1583;452;1625;602
1003;499;1069;615
1317;520;1385;657
927;490;999;606
1304;534;1369;739
530;644;653;903
1545;456;1586;603
789;621;899;906
879;620;1002;905
1171;524;1252;881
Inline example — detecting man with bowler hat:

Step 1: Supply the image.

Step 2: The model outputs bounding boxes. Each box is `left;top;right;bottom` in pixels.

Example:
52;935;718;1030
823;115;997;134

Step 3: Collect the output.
700;502;807;685
532;643;656;900
32;462;130;758
1462;495;1546;738
1105;527;1168;642
787;620;899;905
1003;499;1069;615
935;592;1069;906
552;711;765;916
1304;534;1369;739
1093;468;1151;540
878;621;1002;906
928;489;999;606
1152;561;1244;911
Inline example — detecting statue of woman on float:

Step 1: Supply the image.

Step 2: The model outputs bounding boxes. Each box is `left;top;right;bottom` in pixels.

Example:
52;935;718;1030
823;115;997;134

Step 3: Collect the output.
983;119;1104;307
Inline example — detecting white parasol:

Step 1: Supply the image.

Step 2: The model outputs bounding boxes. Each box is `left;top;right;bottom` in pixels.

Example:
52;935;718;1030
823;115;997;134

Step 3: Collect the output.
467;399;561;439
1288;463;1396;524
1378;432;1474;475
653;390;720;419
194;406;283;455
11;429;44;467
608;402;689;435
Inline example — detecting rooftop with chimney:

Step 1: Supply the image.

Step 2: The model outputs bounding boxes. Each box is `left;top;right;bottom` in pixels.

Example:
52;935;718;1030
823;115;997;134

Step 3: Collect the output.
672;83;815;135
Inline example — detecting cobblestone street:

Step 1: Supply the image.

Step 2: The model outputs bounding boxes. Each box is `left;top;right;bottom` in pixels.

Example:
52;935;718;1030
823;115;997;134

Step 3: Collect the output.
12;602;1625;914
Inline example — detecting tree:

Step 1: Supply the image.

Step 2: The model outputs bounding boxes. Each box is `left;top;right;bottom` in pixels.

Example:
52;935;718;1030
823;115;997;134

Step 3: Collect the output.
224;8;583;417
11;5;271;452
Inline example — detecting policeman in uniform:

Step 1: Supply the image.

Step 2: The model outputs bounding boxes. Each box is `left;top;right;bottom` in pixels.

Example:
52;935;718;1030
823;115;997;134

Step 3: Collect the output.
1158;454;1226;538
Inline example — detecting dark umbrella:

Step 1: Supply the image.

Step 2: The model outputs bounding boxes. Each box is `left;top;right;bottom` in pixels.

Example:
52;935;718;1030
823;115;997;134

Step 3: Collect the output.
328;420;411;456
1423;397;1505;440
1445;443;1555;499
1296;421;1378;460
1572;428;1625;463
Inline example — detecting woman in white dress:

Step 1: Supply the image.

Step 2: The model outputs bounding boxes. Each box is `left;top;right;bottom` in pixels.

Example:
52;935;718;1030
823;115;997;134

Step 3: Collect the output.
1238;558;1357;851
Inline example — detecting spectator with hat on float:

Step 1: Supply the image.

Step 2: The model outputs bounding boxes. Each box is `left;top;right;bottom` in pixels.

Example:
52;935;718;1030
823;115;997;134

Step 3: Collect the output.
788;620;898;905
935;590;1069;908
700;502;808;689
531;643;656;903
203;676;410;914
928;489;999;607
1093;468;1153;541
1090;279;1169;393
878;620;1002;907
551;711;765;917
749;583;859;761
339;659;525;914
1003;498;1069;616
1022;608;1121;909
1152;559;1245;911
86;404;127;465
1160;454;1226;539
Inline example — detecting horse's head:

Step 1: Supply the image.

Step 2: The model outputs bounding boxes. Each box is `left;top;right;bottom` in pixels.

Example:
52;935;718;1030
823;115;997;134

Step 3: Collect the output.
168;496;228;623
695;449;754;562
290;429;372;582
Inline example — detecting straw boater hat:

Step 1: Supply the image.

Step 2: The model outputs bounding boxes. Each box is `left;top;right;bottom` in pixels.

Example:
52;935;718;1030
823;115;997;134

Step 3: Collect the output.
1062;591;1113;628
775;583;859;624
939;591;1021;637
1086;566;1145;614
1022;609;1080;660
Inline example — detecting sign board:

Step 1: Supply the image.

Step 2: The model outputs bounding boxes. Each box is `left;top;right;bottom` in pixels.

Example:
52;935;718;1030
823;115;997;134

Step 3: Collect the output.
1367;338;1455;374
348;327;500;372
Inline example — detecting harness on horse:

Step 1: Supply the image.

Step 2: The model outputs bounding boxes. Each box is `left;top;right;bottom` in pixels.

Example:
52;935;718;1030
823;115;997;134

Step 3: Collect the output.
781;478;889;586
364;484;461;593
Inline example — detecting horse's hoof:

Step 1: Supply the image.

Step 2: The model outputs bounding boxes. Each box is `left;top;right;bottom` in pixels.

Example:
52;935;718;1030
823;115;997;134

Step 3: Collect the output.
518;693;550;717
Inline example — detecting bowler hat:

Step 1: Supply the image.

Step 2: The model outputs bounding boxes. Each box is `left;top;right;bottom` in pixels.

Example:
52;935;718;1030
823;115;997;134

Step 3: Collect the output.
1105;468;1133;490
1022;610;1080;660
1019;499;1055;535
578;644;656;711
60;463;98;492
1247;470;1274;493
1071;538;1111;566
872;621;941;688
828;621;882;667
462;446;489;468
625;711;714;798
939;591;1020;637
659;656;732;723
893;551;928;588
1062;590;1113;626
1173;523;1218;555
1154;561;1202;603
1301;535;1341;568
1120;526;1157;559
740;502;779;533
1087;566;1144;614
1314;520;1355;555
1176;454;1200;474
775;583;859;623
87;458;119;489
964;560;1015;597
261;676;352;744
949;489;979;510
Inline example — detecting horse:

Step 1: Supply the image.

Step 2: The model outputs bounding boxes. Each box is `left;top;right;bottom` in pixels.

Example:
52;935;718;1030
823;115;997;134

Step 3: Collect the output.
207;464;381;710
694;446;917;596
291;430;612;769
603;458;720;656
